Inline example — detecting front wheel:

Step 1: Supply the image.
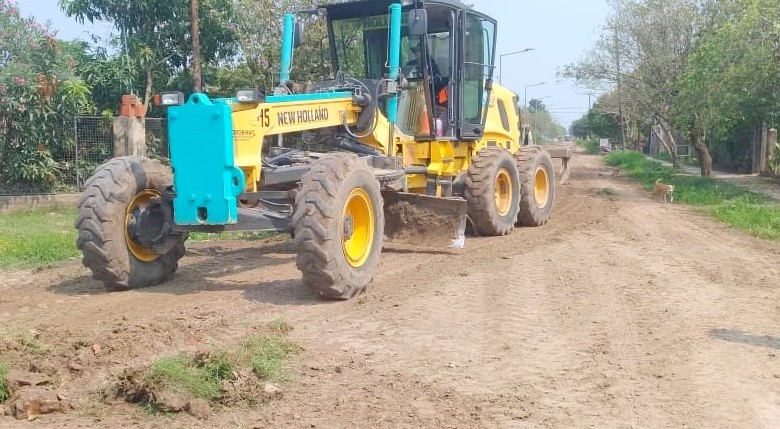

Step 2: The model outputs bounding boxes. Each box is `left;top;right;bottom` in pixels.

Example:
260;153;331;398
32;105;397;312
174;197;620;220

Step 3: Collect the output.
75;156;187;291
292;153;385;299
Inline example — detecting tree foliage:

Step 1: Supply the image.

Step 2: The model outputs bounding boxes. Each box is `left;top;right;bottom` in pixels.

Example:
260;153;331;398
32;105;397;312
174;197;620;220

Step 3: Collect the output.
524;98;566;141
0;0;93;192
570;98;622;141
59;0;240;108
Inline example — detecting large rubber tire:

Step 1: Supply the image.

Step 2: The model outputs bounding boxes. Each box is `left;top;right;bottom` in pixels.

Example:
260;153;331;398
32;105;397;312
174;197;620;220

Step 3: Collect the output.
75;156;187;291
515;146;556;226
292;153;384;299
464;147;521;236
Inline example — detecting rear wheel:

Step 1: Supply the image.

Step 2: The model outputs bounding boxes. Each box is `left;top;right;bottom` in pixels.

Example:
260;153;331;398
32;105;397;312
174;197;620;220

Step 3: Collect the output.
515;146;555;226
75;156;187;291
464;147;521;236
292;153;384;299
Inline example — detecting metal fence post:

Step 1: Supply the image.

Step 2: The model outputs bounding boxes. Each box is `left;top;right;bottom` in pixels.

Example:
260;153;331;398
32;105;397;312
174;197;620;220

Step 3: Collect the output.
74;116;80;190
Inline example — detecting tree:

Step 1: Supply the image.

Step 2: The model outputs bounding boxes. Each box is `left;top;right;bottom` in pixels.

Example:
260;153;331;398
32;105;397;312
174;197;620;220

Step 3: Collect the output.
232;0;342;90
570;96;622;141
59;0;239;109
0;1;92;192
674;0;780;175
523;98;566;142
564;0;703;171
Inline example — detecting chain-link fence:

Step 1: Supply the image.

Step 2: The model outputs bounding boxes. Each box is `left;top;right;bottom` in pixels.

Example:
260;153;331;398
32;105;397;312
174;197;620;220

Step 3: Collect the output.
0;116;169;195
145;118;169;160
69;116;115;190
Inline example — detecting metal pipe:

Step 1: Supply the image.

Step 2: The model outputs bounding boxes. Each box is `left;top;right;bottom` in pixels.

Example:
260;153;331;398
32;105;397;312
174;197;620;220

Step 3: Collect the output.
386;3;402;125
280;14;295;86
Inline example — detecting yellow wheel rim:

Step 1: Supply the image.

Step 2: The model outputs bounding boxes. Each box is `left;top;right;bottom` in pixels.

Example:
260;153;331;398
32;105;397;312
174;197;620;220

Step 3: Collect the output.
125;189;160;262
534;166;550;208
494;168;513;217
342;188;374;268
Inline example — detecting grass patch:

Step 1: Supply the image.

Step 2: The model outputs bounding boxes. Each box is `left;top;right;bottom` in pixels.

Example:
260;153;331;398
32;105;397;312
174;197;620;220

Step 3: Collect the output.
577;139;601;155
0;361;9;403
0;328;49;354
605;150;780;240
651;152;700;168
0;206;282;269
714;198;780;240
0;208;79;270
598;187;617;196
267;318;293;335
143;334;302;409
145;353;234;401
236;336;303;382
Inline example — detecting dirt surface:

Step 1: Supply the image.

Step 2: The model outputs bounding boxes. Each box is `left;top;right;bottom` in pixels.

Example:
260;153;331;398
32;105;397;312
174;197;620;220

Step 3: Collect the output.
2;150;780;428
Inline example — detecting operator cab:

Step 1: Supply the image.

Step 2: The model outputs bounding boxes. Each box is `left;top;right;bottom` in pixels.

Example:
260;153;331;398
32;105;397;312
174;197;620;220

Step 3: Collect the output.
321;0;497;140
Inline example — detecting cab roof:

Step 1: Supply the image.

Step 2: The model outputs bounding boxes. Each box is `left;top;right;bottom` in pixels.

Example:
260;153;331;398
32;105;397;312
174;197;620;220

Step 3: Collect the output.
320;0;474;20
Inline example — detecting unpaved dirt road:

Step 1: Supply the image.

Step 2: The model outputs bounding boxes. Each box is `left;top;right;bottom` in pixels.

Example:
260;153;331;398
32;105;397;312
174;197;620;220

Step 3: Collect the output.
2;151;780;428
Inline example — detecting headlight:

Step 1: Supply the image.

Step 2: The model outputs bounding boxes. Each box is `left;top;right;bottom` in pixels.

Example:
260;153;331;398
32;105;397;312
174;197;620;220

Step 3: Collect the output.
236;89;264;104
159;92;185;106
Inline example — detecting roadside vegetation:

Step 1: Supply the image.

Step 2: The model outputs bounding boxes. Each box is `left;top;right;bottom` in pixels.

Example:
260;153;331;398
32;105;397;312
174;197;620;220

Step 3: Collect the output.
650;152;700;169
606;151;780;240
0;360;10;403
0;208;79;269
577;139;600;155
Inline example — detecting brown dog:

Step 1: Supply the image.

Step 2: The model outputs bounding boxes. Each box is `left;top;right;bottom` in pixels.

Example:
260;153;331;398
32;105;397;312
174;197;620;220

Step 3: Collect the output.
652;178;675;202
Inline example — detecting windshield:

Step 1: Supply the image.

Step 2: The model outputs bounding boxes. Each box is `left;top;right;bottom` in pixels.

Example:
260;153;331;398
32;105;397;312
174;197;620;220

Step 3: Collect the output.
331;13;419;79
331;14;388;78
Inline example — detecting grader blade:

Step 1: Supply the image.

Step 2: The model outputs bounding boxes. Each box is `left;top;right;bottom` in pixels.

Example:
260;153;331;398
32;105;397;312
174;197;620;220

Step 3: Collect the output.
545;144;573;185
382;191;467;248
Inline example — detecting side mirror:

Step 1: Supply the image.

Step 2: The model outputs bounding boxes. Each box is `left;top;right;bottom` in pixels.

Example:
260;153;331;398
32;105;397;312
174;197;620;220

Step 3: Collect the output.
407;9;427;36
294;21;304;48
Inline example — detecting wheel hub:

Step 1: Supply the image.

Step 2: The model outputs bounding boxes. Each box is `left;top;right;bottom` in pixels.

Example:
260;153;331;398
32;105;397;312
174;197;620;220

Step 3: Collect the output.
343;215;355;241
533;166;550;208
494;168;513;216
341;188;374;268
125;190;175;261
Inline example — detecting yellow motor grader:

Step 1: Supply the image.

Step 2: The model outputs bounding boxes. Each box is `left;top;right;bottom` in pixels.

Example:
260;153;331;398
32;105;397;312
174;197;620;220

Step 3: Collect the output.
75;0;571;299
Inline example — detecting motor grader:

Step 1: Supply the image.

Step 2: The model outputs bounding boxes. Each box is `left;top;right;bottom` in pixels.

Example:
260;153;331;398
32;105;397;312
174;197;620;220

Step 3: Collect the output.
75;0;572;299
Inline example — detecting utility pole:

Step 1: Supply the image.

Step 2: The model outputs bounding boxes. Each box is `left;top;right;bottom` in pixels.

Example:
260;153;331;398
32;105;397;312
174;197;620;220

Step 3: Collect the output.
613;23;626;149
191;0;202;92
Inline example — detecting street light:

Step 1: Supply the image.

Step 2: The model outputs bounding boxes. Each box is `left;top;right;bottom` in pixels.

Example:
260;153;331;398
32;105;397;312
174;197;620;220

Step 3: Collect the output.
523;81;546;109
498;48;534;85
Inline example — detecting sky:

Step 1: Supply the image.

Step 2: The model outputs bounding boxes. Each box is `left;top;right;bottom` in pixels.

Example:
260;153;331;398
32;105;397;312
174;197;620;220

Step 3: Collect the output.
16;0;610;129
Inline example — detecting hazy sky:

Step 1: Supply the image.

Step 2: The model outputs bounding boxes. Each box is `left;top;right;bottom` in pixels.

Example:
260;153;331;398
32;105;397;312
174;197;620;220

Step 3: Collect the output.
16;0;610;129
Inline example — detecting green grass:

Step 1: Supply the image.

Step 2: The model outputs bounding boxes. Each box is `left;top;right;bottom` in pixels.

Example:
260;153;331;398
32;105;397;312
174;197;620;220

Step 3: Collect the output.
145;353;234;401
0;361;9;403
267;318;294;335
651;151;700;168
236;336;303;382
0;208;79;269
144;334;301;407
577;139;601;155
0;206;282;270
605;150;780;240
714;198;780;240
1;328;50;354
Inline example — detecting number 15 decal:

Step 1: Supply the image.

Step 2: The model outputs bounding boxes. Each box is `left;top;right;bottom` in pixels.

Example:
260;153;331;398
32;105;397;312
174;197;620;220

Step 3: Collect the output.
258;108;270;127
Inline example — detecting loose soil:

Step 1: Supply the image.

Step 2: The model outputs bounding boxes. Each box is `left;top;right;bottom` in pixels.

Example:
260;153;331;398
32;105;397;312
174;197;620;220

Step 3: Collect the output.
1;150;779;428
